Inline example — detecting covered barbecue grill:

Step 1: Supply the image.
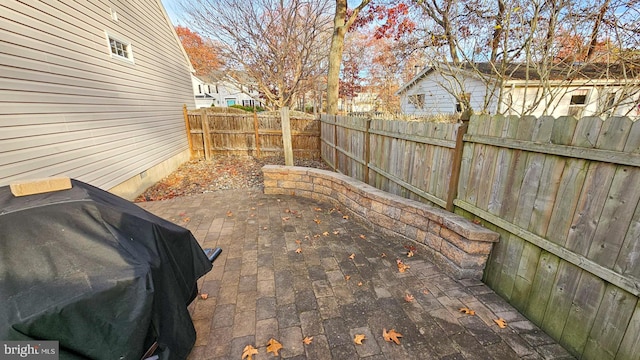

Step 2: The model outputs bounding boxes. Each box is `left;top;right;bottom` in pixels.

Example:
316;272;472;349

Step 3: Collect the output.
0;179;214;359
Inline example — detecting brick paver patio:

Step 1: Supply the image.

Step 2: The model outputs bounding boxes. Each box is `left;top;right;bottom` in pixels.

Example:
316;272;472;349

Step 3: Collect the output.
138;189;574;359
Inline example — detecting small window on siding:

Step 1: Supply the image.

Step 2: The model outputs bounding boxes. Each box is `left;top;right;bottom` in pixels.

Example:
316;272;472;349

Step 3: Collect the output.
456;93;471;112
106;33;134;63
567;89;589;118
408;94;425;109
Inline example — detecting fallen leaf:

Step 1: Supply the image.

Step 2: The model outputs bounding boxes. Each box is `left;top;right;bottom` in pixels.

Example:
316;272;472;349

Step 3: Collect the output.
250;214;255;217
494;318;508;328
302;336;313;345
258;203;264;206
407;250;414;258
404;244;417;252
404;293;414;302
422;289;429;295
284;209;291;213
396;259;410;273
313;234;321;238
333;231;340;235
183;217;190;223
323;231;329;236
459;307;476;315
314;219;321;224
383;328;403;345
251;207;256;210
200;293;209;300
345;275;351;281
494;24;502;29
242;344;258;360
472;218;481;225
353;334;366;344
357;281;363;286
343;215;350;219
295;239;301;244
304;235;310;240
227;211;233;217
282;216;290;221
295;248;302;254
277;199;281;202
349;253;355;260
314;207;322;211
359;234;366;239
263;226;268;230
290;210;298;215
381;253;386;258
266;338;283;356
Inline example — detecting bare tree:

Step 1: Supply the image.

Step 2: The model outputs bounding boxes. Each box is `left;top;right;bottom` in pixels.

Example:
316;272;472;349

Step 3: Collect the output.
177;0;333;110
390;0;640;117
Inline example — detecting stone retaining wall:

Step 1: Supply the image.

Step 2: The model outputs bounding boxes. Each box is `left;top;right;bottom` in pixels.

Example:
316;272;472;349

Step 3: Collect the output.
262;165;500;279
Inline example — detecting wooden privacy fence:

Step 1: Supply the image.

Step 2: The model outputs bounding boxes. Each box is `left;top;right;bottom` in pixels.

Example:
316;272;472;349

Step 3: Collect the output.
321;113;640;360
184;107;320;159
320;115;463;209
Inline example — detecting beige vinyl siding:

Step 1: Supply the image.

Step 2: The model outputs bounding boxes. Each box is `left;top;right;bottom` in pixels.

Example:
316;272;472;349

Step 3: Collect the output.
0;0;195;191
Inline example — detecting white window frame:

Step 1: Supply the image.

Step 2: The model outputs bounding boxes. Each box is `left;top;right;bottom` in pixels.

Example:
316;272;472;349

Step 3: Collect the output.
106;32;134;63
567;89;589;118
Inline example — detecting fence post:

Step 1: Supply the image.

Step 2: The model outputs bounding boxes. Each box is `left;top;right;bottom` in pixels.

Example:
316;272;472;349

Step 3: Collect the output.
333;115;338;172
253;110;261;158
446;119;469;212
281;107;294;166
200;108;212;160
364;118;372;184
183;104;194;159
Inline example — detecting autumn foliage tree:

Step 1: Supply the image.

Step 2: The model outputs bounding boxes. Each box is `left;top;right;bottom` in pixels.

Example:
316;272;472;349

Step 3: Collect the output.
366;0;640;116
174;26;222;76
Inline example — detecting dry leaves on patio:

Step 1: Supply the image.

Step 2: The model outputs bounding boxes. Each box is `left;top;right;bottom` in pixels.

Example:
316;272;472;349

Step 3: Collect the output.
383;328;403;345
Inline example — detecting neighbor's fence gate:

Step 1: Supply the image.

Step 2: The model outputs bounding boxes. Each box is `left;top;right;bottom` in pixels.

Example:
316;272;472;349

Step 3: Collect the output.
184;106;320;159
321;113;640;360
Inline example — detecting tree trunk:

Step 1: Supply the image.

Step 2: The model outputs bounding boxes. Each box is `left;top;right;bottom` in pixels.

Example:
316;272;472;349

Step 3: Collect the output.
326;0;370;115
327;2;347;115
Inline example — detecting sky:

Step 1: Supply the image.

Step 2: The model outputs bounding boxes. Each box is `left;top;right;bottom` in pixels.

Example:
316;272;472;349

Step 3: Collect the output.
160;0;183;25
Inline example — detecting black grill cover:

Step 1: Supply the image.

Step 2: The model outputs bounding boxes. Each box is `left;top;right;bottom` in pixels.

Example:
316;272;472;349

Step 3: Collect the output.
0;180;212;359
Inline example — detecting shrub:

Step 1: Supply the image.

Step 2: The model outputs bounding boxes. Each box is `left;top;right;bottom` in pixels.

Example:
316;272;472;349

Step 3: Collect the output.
229;104;265;112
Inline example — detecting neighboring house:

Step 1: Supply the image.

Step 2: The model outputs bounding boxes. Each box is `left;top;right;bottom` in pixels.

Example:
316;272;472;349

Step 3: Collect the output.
0;0;195;199
339;92;379;114
396;62;640;119
191;73;263;109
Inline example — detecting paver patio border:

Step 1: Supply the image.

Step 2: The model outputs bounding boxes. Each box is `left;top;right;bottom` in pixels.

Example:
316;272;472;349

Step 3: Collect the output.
262;165;499;279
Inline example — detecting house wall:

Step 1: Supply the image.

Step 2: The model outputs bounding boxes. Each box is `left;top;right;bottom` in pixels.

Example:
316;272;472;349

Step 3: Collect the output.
0;0;195;198
213;82;261;108
399;71;639;118
191;75;262;109
399;72;497;115
502;85;640;118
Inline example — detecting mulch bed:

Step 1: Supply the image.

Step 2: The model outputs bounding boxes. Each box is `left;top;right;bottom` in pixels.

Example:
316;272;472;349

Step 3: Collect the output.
134;156;331;202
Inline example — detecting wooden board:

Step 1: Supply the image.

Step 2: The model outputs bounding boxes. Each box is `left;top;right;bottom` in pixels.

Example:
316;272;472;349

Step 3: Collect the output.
10;176;71;196
582;284;636;360
559;271;606;357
